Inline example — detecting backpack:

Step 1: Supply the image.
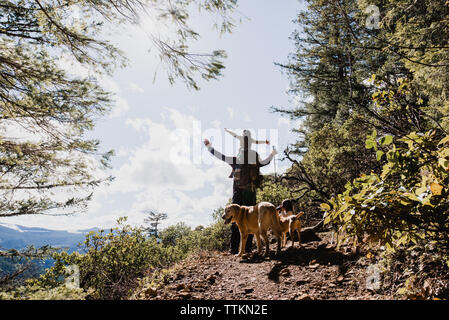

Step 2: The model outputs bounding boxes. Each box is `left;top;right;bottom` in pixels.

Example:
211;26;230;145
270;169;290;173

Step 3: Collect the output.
234;162;263;190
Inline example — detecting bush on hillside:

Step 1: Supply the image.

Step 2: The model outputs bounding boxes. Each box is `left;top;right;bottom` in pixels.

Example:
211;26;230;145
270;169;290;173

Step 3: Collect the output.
7;210;231;300
323;127;449;298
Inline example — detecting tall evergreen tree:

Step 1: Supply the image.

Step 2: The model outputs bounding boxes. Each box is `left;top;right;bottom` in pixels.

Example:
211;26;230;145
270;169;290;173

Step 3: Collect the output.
364;0;449;130
273;0;446;205
274;0;393;202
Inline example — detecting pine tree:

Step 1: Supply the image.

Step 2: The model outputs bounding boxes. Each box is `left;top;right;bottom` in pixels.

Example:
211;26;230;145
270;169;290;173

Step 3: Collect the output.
274;0;393;200
273;0;445;202
143;211;167;238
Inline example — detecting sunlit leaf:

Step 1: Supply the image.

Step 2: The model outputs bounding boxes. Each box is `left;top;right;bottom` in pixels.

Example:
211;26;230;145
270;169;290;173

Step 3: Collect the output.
376;150;384;161
366;138;376;150
380;135;393;146
430;182;443;195
438;135;449;146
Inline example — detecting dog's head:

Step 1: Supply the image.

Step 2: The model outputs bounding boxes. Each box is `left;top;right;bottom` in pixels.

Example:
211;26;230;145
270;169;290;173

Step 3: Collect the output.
223;203;240;225
276;198;297;214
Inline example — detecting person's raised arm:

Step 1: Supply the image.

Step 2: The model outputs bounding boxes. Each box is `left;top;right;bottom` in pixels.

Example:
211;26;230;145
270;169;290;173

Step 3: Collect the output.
224;128;240;139
204;139;236;165
258;146;277;167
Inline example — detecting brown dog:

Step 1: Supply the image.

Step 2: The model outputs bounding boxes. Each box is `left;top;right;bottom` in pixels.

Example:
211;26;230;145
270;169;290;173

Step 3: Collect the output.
276;199;304;247
278;211;304;248
223;202;283;257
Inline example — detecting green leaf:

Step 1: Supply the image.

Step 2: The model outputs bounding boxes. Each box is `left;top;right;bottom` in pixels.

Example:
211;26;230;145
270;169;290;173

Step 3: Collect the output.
386;150;399;162
381;162;394;179
336;202;349;215
343;212;352;222
438;148;449;158
365;138;377;150
380;135;393;146
376;150;384;161
404;193;418;201
438;158;449;170
421;194;435;207
438;135;449;146
320;203;331;211
415;185;427;196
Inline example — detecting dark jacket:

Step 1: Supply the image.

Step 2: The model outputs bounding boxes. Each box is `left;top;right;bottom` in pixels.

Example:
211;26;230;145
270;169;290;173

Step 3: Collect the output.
206;144;274;191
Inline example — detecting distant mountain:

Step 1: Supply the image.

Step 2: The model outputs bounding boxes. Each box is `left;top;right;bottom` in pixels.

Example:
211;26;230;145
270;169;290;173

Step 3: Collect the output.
0;223;98;252
0;224;100;282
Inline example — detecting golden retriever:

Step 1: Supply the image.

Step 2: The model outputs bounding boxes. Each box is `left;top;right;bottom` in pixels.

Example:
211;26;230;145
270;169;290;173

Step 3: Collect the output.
223;202;283;257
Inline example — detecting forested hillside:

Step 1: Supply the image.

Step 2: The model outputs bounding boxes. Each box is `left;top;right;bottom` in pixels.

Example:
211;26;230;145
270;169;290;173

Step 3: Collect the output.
270;0;449;299
1;0;449;300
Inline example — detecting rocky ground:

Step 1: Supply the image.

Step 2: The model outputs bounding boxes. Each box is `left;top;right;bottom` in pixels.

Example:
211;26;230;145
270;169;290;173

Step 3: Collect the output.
135;232;397;300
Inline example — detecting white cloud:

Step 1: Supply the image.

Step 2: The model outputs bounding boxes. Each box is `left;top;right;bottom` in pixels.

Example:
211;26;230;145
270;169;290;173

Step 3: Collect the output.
226;107;252;123
242;111;252;122
56;55;90;78
128;81;145;93
1;108;234;231
110;96;130;118
100;77;131;118
211;120;221;128
116;147;130;157
102;107;233;228
227;107;235;119
187;105;198;113
277;117;290;127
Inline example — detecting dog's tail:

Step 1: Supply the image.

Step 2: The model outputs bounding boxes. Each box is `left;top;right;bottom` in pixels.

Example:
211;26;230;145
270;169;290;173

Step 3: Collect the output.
295;211;305;219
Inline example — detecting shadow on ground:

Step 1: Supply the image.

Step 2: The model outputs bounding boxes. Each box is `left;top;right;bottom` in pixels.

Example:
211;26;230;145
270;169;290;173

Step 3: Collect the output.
240;243;359;283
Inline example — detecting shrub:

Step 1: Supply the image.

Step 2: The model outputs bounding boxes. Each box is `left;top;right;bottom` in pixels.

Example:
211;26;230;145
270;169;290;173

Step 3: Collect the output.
4;206;231;300
256;180;295;205
30;217;185;299
159;222;192;247
21;210;231;300
323;129;449;253
177;219;231;252
159;208;231;253
0;284;89;300
322;129;449;297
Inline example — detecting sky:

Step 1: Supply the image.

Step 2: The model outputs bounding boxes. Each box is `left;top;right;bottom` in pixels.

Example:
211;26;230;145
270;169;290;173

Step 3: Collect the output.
1;0;306;232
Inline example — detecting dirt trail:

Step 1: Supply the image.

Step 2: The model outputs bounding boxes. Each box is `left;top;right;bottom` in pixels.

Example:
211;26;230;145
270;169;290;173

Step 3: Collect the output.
140;232;394;300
